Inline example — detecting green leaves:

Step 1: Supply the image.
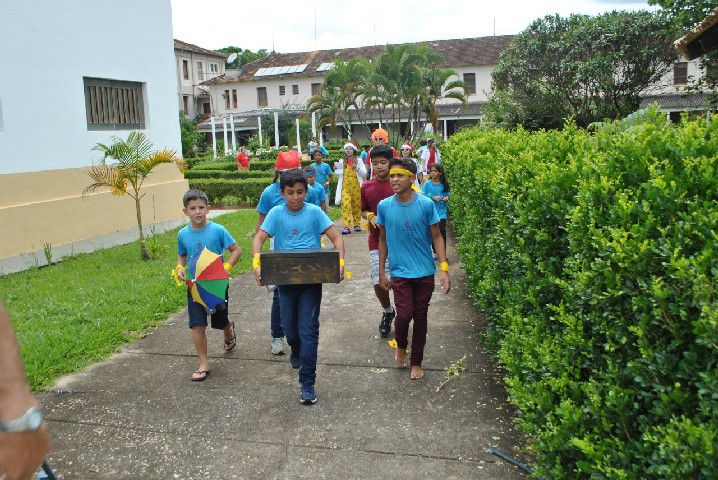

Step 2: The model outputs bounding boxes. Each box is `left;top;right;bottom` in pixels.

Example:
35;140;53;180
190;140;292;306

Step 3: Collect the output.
487;11;676;129
444;111;718;478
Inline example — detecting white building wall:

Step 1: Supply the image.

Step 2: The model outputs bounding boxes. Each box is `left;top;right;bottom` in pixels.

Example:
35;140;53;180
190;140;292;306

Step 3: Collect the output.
0;0;182;174
645;58;705;96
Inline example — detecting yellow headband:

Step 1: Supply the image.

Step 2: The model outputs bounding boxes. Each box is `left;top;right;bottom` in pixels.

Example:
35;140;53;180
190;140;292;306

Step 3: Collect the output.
389;167;415;177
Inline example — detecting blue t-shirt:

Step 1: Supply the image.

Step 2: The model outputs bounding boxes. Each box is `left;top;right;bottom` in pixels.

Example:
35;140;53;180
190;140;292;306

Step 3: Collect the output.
421;181;450;219
307;183;327;206
256;182;324;215
376;193;440;279
311;162;333;188
177;221;236;278
260;203;333;250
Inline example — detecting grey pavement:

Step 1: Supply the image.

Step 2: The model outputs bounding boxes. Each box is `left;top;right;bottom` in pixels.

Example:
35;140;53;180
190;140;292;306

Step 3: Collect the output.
0;210;236;276
39;225;527;479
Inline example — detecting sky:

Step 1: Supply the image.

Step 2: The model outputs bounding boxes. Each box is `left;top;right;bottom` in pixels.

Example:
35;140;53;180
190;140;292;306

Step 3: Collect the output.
171;0;657;55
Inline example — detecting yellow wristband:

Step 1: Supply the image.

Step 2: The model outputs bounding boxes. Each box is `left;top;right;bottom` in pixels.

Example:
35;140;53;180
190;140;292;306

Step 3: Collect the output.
252;253;261;271
176;264;185;271
365;212;375;222
339;258;345;267
223;262;232;273
440;261;449;272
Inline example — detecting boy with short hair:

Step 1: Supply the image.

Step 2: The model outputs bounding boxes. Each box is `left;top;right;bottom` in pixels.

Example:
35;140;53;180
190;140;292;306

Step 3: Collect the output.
252;169;345;404
176;189;242;382
311;149;333;199
305;165;328;213
360;143;396;337
377;158;451;380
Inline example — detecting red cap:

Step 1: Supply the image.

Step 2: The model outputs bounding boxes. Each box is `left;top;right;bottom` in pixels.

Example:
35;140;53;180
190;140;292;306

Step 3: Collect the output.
275;150;301;171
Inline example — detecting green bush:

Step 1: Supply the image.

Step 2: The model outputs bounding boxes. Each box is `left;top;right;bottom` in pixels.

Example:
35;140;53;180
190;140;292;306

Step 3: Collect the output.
442;110;718;479
185;169;273;180
187;178;273;206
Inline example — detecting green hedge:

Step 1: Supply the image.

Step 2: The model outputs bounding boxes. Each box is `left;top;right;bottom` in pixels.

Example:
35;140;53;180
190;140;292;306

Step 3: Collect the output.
187;178;273;206
185;169;273;180
442;111;717;479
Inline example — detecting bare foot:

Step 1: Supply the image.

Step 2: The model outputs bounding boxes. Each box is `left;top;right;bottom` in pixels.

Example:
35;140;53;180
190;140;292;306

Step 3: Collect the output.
410;365;424;380
395;349;409;368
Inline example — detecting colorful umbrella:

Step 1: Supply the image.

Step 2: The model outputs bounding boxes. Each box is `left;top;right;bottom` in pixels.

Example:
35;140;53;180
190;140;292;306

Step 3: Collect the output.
186;246;229;312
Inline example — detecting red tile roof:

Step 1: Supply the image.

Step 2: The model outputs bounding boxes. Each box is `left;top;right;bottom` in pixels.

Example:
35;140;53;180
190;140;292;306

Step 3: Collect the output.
203;35;514;85
174;39;226;59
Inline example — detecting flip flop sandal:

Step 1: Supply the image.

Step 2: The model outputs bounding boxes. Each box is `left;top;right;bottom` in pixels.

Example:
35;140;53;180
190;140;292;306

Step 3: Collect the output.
191;370;210;382
224;322;237;351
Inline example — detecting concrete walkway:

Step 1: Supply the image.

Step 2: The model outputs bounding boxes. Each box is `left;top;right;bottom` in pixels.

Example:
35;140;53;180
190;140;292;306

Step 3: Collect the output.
39;226;525;479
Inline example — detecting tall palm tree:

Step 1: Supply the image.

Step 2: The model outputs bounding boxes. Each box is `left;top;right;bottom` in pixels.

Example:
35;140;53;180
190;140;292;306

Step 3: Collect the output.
420;66;470;134
84;131;185;260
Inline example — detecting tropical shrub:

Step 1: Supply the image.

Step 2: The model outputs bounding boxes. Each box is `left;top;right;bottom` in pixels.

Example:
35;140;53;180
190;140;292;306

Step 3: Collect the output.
442;110;717;479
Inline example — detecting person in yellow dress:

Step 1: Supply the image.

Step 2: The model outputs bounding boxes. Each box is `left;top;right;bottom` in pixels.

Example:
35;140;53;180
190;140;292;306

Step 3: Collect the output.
337;142;367;234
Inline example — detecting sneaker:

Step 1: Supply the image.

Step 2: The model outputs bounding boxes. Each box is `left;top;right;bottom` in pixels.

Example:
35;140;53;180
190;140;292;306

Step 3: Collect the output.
379;308;395;338
341;227;351;235
271;337;285;355
353;226;362;232
290;349;300;369
300;385;317;405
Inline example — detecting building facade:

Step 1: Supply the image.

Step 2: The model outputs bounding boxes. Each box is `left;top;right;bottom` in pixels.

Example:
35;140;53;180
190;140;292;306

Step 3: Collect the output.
198;36;514;144
0;0;187;261
174;39;226;118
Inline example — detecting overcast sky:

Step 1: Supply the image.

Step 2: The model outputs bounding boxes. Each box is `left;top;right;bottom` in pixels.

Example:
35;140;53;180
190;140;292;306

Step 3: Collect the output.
171;0;656;55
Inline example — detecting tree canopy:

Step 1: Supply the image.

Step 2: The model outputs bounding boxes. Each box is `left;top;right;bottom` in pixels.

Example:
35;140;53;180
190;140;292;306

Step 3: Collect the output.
485;11;676;130
217;46;268;68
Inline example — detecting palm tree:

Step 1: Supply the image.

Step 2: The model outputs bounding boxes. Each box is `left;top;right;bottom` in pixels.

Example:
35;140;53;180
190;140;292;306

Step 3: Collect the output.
84;131;186;260
420;66;470;134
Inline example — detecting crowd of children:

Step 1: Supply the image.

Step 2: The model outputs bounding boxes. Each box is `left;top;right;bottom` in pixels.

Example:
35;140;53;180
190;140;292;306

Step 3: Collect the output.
176;132;450;404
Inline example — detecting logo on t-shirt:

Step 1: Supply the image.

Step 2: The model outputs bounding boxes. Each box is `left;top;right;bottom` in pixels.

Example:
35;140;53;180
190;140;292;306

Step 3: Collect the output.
293;229;299;235
405;220;411;231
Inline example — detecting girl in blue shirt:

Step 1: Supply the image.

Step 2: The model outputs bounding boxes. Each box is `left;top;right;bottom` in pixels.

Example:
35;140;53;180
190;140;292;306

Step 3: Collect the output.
421;163;450;254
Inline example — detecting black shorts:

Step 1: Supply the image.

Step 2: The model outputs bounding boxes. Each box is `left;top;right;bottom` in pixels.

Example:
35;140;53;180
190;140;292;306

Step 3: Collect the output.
187;287;229;329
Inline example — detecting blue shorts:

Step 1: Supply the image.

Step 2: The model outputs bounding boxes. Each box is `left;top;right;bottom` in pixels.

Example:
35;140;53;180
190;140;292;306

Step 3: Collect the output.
187;287;230;329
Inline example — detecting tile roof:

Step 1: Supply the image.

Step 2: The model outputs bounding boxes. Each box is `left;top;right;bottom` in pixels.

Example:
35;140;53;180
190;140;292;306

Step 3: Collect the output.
639;93;710;110
674;7;718;59
174;39;226;59
202;35;514;85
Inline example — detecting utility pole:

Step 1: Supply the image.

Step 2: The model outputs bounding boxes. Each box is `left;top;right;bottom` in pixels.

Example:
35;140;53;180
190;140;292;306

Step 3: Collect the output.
493;17;496;36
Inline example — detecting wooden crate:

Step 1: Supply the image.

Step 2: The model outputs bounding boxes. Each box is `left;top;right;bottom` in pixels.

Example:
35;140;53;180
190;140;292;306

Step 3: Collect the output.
260;249;340;285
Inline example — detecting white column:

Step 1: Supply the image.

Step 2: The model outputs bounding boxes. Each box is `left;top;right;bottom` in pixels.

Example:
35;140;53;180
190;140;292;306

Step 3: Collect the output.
410;119;414;136
443;119;448;141
211;116;217;159
229;113;236;153
319;128;324;146
296;118;302;154
258;116;263;146
311;111;317;137
378;119;382;128
222;117;229;155
274;111;280;147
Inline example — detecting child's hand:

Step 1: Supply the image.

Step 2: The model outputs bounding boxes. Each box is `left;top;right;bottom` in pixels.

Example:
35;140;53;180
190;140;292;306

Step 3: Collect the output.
439;271;451;294
379;273;391;291
433;196;442;201
369;217;378;228
254;267;262;286
177;266;186;281
339;265;344;282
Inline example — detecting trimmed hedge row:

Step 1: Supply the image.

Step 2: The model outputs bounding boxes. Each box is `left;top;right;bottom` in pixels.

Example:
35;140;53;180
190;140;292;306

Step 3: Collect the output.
187;178;274;206
185;169;273;180
192;160;315;172
442;111;717;479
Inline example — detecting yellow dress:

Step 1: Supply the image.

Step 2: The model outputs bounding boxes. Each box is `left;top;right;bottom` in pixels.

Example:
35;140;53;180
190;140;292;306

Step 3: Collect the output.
341;161;362;228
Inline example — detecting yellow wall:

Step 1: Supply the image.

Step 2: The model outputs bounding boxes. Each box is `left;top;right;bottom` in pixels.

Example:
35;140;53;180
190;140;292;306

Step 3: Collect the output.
0;164;189;259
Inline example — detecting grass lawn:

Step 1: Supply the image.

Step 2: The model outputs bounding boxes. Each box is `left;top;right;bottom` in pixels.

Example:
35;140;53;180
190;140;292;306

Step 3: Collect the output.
0;206;341;391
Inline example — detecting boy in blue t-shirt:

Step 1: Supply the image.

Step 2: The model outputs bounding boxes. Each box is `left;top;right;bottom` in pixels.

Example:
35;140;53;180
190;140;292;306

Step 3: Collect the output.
376;158;451;380
310;149;334;198
304;166;328;212
255;155;325;356
252;169;345;405
176;189;242;382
